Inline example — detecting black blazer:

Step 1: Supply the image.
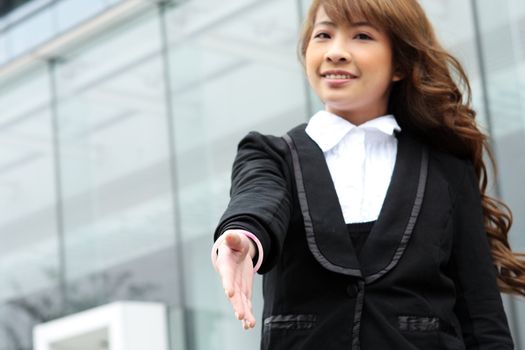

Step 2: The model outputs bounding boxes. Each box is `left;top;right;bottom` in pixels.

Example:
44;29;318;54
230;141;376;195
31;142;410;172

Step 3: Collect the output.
214;124;513;350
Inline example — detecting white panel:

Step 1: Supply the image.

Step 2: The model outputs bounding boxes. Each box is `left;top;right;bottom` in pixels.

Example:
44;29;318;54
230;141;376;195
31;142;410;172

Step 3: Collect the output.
33;302;168;350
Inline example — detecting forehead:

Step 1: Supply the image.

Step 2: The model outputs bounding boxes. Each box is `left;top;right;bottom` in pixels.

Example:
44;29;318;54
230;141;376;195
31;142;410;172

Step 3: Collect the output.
314;6;334;23
313;5;383;31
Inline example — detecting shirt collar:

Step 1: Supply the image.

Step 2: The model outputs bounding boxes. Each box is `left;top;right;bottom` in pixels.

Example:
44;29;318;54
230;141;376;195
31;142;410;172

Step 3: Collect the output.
305;110;401;152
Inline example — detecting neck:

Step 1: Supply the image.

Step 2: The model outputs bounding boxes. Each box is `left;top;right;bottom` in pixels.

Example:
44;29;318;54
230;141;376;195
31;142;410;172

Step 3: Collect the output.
326;107;388;126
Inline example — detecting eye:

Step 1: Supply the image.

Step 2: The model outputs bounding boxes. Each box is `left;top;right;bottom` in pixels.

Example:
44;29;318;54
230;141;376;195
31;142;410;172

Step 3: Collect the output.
313;32;331;40
354;33;372;40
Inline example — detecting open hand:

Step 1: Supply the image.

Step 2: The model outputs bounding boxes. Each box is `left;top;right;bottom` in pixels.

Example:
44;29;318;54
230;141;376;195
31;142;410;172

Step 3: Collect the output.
213;230;257;329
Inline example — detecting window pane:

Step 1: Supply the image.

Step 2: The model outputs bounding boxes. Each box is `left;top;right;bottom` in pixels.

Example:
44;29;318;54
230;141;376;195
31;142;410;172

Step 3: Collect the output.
54;8;181;314
165;0;308;348
6;6;54;58
0;66;60;349
474;0;525;345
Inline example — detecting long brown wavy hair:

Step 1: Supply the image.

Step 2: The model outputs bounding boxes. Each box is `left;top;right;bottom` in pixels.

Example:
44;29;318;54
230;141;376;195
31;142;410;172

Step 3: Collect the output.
300;0;525;296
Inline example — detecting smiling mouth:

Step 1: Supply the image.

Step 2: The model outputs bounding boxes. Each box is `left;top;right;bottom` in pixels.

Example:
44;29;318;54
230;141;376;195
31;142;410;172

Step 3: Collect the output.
321;73;356;79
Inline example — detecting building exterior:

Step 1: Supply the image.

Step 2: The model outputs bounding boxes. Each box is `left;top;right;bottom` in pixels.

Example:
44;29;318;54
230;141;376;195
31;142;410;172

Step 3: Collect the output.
0;0;524;349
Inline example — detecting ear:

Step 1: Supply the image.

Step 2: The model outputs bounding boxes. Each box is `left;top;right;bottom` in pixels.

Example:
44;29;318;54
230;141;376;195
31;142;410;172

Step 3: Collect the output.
391;60;405;82
392;71;404;82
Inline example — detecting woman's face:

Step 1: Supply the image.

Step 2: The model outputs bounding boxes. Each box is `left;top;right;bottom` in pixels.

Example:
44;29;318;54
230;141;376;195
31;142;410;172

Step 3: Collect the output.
305;6;401;124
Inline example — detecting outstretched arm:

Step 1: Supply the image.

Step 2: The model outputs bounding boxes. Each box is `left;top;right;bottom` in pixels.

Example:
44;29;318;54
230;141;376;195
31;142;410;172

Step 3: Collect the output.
212;132;293;329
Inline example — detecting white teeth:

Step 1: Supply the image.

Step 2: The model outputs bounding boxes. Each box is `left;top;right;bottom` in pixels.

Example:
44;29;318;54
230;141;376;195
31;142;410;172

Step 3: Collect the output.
324;74;354;79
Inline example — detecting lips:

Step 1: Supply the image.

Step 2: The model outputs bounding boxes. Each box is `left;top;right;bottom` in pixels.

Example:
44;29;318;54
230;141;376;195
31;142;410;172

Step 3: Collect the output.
321;70;357;79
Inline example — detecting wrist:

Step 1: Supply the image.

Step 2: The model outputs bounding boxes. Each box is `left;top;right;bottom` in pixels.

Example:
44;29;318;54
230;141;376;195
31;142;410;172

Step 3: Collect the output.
237;230;263;272
210;230;263;273
247;237;257;259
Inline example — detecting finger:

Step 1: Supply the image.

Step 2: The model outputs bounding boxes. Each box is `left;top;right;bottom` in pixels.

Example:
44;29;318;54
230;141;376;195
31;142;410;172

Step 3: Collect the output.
221;268;244;318
241;292;256;328
217;246;246;297
239;274;255;327
243;262;255;311
243;318;254;330
224;231;243;252
240;256;256;328
245;262;254;301
232;299;245;321
228;283;246;321
242;319;249;330
243;303;255;328
218;262;236;298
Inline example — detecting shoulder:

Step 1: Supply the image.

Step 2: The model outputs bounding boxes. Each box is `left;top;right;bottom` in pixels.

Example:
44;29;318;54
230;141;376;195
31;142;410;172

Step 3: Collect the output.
237;123;308;155
402;128;476;191
427;145;476;196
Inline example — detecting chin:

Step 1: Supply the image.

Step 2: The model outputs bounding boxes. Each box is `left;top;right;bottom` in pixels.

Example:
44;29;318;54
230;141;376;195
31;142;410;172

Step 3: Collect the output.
324;102;355;113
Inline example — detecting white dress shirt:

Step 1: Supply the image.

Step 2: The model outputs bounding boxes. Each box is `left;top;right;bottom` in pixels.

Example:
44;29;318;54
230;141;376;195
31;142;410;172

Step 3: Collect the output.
306;110;401;224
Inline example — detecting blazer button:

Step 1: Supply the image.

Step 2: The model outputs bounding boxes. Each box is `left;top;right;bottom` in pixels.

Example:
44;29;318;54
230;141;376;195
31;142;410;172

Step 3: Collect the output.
346;284;359;298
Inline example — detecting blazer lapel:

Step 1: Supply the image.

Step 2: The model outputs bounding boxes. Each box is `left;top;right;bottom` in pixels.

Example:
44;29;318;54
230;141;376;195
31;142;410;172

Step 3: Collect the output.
361;130;429;283
284;125;362;277
285;125;428;282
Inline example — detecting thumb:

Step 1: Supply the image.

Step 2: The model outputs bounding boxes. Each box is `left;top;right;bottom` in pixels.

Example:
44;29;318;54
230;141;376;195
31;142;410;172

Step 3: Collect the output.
224;231;244;252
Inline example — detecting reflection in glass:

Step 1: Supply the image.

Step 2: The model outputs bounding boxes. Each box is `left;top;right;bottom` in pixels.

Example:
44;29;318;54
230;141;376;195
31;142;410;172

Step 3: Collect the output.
0;66;59;349
473;0;525;347
54;8;180;315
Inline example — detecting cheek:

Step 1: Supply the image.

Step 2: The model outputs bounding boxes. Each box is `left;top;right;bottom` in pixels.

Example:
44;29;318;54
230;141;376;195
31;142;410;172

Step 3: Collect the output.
364;52;395;81
378;50;395;74
357;43;392;63
362;49;392;68
304;57;318;83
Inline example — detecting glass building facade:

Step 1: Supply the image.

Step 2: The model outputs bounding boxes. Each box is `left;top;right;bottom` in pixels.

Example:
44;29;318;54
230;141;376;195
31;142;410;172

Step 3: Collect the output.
0;0;523;349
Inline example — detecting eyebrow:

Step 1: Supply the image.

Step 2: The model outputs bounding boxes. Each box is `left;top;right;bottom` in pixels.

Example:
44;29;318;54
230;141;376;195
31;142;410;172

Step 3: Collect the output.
352;21;377;29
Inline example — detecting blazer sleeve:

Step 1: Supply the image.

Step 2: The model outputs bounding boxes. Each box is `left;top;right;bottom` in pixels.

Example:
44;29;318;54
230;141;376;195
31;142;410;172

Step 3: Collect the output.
214;132;293;273
451;161;514;349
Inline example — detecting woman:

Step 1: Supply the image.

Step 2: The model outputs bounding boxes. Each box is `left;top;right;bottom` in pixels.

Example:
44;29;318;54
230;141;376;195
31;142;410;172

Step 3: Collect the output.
211;0;525;348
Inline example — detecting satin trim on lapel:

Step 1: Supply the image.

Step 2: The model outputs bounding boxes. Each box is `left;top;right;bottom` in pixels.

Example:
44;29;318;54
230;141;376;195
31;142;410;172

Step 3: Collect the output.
362;131;429;283
283;128;362;277
284;125;428;283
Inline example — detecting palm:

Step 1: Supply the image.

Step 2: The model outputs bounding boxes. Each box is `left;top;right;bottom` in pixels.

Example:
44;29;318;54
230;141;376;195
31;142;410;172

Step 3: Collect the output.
215;231;256;329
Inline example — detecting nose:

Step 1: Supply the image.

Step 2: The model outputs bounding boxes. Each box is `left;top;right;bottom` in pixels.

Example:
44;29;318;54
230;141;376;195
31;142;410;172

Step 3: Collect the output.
325;38;351;63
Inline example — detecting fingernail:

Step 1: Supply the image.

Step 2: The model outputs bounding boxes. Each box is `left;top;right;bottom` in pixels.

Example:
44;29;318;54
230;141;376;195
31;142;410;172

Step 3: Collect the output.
235;312;239;319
